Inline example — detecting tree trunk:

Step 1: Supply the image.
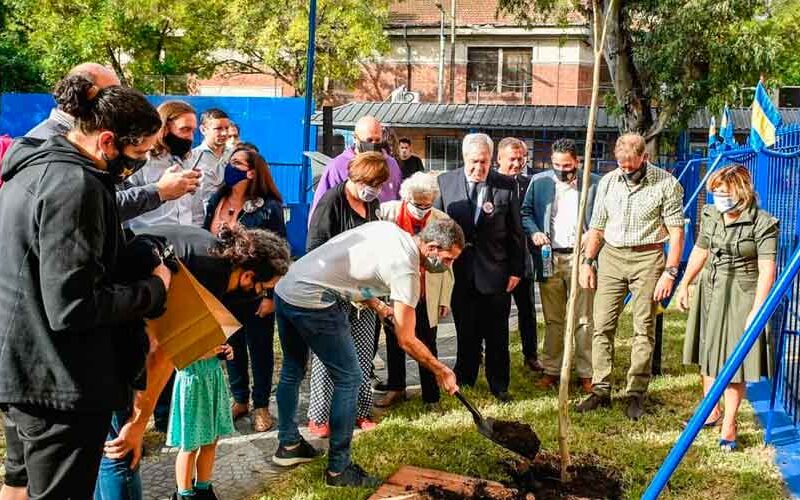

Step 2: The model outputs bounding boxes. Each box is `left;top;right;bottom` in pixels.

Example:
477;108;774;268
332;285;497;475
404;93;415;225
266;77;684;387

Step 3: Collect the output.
601;0;658;153
106;45;129;87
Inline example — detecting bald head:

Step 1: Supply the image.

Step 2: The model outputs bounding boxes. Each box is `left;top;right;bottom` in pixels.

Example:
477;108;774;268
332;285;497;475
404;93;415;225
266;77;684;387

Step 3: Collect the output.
68;63;121;89
354;116;383;144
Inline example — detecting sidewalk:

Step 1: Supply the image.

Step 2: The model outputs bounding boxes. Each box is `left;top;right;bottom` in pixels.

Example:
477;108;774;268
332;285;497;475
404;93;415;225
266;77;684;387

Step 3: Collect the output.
140;308;528;499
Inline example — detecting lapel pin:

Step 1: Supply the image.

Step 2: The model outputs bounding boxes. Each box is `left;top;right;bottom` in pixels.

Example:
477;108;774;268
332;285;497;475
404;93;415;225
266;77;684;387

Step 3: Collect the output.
482;201;494;214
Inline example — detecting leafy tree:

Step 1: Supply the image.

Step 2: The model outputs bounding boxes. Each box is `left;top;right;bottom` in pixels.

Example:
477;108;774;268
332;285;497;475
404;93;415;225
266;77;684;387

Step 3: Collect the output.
498;0;781;149
8;0;226;93
0;0;47;92
222;0;390;99
766;0;800;86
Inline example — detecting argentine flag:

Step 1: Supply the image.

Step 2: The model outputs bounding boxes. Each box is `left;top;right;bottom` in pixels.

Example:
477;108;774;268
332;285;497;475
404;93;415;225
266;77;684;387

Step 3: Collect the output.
708;116;717;149
749;82;782;151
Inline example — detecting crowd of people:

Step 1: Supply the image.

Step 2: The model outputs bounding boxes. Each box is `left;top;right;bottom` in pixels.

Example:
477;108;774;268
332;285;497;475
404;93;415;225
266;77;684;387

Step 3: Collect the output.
0;61;780;499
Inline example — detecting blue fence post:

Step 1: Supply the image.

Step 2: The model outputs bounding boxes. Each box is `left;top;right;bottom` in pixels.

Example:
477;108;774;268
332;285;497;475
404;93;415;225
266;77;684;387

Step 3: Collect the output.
642;240;800;499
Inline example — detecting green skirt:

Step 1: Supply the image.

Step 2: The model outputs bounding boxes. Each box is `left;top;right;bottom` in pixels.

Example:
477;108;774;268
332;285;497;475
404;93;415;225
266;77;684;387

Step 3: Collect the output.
167;357;234;451
683;271;772;383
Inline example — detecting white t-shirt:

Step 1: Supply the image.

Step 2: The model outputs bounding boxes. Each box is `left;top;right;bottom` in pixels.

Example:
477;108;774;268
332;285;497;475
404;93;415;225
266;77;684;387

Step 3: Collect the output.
276;221;421;309
550;180;579;249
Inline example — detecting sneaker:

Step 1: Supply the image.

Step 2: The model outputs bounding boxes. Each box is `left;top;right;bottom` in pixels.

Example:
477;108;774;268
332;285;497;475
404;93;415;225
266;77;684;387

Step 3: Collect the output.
252;407;274;432
170;493;191;500
194;485;219;500
374;390;406;408
575;393;611;413
326;462;381;488
272;437;323;466
356;418;378;431
308;420;330;438
231;401;249;421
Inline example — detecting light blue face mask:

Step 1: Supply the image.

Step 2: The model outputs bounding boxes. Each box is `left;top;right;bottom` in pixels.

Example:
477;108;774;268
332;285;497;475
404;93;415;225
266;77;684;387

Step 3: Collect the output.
713;193;738;213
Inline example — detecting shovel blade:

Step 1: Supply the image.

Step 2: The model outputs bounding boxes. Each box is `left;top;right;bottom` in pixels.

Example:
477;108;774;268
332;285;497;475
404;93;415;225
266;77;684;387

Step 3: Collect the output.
482;417;541;460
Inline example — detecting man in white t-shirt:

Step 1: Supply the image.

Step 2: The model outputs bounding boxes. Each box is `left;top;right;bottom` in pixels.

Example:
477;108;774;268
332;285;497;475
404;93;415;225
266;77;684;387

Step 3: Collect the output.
271;220;463;488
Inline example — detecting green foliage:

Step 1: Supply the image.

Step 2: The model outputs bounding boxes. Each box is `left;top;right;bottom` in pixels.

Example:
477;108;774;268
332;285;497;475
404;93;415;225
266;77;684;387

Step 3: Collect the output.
223;0;390;98
5;0;226;93
498;0;788;136
0;0;46;92
765;0;800;86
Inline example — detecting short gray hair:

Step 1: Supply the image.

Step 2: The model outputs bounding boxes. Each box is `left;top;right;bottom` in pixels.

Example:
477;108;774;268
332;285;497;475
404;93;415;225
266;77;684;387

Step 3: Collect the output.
462;133;493;159
419;218;465;250
399;172;440;202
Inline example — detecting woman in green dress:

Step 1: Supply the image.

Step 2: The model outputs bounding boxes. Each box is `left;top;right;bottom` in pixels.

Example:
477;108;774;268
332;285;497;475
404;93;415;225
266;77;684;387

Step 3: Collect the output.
677;165;778;452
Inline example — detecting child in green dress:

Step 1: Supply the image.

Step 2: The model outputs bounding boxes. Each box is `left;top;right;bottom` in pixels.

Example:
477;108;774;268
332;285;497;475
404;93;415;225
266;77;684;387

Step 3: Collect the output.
168;344;235;500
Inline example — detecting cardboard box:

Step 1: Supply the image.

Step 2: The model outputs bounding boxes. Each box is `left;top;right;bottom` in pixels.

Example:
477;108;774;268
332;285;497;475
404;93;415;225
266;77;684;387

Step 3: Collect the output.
146;261;242;369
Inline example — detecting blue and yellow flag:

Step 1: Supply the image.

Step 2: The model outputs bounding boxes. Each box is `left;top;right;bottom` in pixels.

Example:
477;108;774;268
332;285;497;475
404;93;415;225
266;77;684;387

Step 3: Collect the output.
708;116;717;149
749;82;782;151
720;105;735;147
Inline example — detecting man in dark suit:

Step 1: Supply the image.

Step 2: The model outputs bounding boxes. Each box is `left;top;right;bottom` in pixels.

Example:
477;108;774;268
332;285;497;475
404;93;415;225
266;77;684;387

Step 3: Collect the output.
435;133;525;401
496;137;543;373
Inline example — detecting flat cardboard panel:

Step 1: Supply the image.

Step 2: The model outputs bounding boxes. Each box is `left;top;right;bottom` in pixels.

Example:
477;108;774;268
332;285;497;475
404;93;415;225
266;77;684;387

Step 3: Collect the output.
146;261;241;369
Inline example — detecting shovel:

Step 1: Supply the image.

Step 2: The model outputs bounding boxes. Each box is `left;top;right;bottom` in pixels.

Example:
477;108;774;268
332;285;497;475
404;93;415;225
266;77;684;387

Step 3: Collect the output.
454;391;541;460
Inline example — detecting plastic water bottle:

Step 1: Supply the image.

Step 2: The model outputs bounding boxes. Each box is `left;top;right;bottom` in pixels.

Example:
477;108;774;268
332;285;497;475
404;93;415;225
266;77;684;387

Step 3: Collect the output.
541;244;553;279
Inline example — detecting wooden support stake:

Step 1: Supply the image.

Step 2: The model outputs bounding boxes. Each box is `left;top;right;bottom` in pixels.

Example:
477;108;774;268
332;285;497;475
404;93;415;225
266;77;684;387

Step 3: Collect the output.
557;0;615;483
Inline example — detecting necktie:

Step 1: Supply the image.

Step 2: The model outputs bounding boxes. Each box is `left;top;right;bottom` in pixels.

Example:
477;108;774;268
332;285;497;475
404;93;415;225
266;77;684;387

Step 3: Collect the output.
468;181;479;207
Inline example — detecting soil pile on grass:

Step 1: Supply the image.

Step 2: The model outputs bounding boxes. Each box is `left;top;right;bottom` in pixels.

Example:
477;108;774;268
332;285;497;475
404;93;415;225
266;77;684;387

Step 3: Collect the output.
505;453;623;500
421;481;531;500
490;420;541;460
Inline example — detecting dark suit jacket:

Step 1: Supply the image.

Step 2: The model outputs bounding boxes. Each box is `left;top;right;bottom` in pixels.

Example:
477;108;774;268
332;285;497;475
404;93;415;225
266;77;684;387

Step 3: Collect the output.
435;168;525;294
520;169;600;281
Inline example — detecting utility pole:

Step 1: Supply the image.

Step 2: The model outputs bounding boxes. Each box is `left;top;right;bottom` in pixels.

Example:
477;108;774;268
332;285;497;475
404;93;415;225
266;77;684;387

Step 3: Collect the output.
448;0;456;103
436;3;445;103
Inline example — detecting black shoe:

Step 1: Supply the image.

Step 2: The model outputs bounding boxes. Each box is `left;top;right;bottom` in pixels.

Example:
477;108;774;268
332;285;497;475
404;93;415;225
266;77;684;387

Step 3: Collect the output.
272;437;323;466
194;486;219;500
525;358;545;373
575;393;611;413
493;391;513;403
326;462;381;488
625;393;645;421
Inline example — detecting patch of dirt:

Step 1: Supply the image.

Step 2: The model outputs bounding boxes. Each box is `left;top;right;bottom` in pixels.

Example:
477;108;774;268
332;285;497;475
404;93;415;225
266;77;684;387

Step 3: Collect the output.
490;420;541;460
504;453;623;500
420;481;531;500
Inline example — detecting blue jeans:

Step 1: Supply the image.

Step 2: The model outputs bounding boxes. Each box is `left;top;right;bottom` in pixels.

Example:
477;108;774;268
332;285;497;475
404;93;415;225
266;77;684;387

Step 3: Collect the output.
226;300;275;408
275;295;361;473
94;409;142;500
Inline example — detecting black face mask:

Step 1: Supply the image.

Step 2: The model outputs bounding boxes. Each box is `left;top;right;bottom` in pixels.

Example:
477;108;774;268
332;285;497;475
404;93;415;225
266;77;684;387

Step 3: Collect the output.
623;163;647;185
356;141;386;153
164;132;193;158
103;144;147;183
555;168;577;183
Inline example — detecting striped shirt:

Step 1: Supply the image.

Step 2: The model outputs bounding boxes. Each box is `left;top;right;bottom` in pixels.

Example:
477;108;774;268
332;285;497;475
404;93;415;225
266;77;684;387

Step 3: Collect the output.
590;163;684;247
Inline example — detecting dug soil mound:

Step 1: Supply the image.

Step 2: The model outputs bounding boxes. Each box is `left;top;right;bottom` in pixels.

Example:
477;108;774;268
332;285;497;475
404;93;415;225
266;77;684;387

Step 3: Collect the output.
490;420;542;460
505;453;623;500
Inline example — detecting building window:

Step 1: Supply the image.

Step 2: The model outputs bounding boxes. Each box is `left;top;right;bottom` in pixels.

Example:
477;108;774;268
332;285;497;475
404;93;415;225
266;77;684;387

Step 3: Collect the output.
426;136;462;171
467;47;532;93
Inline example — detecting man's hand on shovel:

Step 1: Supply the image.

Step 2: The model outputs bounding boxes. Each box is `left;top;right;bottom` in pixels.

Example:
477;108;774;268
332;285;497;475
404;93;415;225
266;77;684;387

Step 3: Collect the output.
435;365;459;395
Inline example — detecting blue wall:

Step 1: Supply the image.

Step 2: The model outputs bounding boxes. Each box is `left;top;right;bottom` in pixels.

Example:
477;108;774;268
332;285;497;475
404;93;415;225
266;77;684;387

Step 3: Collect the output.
0;93;315;254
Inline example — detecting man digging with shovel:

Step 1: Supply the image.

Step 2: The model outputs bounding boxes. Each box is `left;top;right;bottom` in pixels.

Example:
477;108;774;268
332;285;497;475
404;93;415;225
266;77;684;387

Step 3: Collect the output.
271;219;464;488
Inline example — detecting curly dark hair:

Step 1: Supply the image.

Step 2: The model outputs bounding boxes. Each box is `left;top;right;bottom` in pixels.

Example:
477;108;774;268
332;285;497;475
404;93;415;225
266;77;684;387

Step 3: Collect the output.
212;224;291;281
551;138;579;159
54;73;161;146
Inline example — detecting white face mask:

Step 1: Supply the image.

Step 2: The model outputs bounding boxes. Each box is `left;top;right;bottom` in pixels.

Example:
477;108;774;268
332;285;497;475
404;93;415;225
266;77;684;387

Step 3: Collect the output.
713;193;738;213
358;185;381;202
407;202;432;220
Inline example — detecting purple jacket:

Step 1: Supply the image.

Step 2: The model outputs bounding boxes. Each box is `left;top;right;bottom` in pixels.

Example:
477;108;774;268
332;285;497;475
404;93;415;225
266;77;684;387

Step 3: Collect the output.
309;147;402;222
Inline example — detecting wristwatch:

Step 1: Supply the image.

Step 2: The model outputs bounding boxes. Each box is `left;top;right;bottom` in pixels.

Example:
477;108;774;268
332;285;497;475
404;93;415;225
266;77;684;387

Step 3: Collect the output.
582;256;597;267
664;266;679;279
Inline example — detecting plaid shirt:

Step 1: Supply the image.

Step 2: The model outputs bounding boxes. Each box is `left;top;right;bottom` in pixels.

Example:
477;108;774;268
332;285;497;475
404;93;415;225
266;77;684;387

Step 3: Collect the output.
590;163;684;247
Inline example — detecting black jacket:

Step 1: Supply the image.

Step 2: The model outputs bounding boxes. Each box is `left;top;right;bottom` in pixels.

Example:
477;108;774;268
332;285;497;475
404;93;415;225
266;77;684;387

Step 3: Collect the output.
435;168;525;294
305;182;380;252
0;136;167;411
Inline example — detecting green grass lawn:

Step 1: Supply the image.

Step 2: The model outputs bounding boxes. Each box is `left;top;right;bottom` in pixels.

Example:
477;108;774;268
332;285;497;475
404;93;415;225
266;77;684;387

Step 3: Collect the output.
257;310;788;500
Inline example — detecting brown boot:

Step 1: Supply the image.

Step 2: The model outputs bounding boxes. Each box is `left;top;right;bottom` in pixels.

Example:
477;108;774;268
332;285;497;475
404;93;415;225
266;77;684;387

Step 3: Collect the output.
252;407;274;432
580;378;593;395
374;390;406;408
231;402;249;421
536;374;558;390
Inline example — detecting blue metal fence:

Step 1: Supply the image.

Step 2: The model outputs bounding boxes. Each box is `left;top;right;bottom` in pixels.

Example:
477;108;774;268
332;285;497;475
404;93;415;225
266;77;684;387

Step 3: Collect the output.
644;124;800;497
0;93;315;254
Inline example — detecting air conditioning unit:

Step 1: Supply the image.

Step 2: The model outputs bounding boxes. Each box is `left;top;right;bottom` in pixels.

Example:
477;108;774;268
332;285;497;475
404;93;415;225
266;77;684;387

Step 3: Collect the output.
390;85;420;103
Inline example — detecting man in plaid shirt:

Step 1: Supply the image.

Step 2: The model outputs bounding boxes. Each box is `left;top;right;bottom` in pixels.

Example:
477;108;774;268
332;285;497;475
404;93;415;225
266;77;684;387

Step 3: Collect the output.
576;133;685;420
